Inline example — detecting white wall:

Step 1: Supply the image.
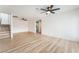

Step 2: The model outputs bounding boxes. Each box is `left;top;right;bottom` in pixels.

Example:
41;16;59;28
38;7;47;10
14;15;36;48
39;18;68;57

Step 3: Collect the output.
13;18;28;33
28;19;36;33
42;9;79;41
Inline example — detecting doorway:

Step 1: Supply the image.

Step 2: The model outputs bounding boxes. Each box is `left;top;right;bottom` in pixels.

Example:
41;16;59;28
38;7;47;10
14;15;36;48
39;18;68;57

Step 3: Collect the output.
0;13;11;39
36;20;41;34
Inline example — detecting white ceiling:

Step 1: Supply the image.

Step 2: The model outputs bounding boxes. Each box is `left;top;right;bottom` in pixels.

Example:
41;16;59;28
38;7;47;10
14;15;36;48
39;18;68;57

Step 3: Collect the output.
0;5;79;19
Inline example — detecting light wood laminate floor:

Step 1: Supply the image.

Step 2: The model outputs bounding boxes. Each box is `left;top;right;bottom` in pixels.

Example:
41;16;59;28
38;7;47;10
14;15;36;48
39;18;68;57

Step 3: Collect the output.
0;32;79;53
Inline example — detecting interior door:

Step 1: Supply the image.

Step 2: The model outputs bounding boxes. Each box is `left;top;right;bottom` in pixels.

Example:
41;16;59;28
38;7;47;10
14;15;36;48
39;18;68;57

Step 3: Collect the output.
36;20;41;34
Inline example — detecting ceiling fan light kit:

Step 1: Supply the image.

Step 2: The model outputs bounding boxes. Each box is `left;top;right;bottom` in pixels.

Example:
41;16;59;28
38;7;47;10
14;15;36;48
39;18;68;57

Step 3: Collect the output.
46;11;51;14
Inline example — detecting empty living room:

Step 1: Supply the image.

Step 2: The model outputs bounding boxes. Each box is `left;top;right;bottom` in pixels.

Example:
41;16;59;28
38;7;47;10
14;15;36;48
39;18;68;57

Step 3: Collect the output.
0;5;79;53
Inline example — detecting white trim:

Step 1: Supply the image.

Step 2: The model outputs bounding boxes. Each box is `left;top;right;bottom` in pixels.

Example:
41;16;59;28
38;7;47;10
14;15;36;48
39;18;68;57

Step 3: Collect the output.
10;13;13;39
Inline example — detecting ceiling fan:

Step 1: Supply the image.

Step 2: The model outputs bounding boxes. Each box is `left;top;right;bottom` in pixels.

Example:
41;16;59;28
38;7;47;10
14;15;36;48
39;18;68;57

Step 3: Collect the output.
38;5;60;15
13;16;27;21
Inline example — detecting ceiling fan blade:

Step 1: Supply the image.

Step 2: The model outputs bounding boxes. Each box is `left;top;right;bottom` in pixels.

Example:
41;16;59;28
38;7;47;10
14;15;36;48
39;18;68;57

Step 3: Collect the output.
13;16;18;18
52;8;60;11
50;11;55;14
51;12;55;14
21;18;27;21
50;5;54;8
40;8;47;11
